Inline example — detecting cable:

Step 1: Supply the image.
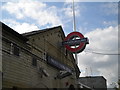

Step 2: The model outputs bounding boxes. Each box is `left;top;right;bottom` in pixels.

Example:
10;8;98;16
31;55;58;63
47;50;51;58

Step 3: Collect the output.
86;48;118;52
84;50;120;55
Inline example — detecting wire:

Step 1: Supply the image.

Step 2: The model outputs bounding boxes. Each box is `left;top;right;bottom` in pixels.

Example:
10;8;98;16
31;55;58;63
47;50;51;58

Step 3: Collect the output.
84;50;120;55
86;48;118;52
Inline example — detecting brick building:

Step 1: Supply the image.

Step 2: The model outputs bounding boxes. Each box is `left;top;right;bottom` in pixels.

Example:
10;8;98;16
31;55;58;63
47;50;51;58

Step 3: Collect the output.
1;22;81;89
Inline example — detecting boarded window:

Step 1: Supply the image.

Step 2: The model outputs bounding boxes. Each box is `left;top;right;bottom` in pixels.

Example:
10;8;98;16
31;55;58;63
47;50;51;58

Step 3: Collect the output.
32;58;37;66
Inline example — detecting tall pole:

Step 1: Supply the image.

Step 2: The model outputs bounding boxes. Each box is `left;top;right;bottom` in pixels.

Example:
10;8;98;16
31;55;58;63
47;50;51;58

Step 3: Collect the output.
72;0;78;65
72;0;76;32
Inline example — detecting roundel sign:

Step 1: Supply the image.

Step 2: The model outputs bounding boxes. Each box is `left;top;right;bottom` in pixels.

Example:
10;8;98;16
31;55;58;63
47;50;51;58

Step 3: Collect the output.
63;32;89;53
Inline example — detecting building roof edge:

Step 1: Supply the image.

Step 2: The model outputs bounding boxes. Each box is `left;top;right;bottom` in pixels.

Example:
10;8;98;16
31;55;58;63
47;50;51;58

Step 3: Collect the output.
1;22;28;42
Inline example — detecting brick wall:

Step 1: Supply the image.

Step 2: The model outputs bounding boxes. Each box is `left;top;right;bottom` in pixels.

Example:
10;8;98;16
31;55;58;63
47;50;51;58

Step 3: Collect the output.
2;26;76;88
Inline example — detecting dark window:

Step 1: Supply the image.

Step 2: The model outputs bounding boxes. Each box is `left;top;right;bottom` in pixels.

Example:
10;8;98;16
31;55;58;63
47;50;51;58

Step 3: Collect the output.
32;58;37;66
13;45;20;56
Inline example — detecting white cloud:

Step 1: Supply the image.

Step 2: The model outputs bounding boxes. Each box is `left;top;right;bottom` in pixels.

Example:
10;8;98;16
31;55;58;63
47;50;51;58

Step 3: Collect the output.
101;2;118;15
2;0;63;27
103;21;118;27
2;19;39;34
1;0;83;33
85;26;118;50
78;26;118;88
14;23;39;34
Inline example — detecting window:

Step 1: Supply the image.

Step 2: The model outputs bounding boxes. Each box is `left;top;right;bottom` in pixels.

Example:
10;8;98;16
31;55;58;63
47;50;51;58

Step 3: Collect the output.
32;58;37;66
13;45;20;56
11;43;20;56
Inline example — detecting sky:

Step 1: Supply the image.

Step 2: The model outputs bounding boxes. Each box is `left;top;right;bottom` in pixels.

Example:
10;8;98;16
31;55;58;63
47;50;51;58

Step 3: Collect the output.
0;0;119;88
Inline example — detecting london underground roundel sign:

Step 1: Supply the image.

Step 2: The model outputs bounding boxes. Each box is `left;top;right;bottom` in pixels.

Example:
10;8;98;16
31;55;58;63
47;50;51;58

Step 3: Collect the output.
63;32;89;53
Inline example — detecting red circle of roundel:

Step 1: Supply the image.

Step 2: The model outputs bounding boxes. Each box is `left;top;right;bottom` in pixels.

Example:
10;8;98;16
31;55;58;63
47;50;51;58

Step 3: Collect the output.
64;32;86;53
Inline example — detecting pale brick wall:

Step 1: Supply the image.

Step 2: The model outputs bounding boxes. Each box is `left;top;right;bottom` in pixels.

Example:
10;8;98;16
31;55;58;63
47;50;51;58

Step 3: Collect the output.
2;25;77;88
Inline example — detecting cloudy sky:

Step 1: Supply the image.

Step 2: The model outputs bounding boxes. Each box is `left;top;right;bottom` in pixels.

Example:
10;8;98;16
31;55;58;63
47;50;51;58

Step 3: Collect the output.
1;0;119;88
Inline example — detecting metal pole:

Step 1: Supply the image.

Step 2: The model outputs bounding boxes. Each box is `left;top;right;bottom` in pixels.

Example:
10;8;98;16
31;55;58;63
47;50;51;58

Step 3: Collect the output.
72;0;78;65
72;0;76;32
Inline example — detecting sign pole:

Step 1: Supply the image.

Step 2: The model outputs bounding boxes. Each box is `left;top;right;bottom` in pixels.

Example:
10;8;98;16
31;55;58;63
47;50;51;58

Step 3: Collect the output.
72;0;76;32
72;0;78;65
